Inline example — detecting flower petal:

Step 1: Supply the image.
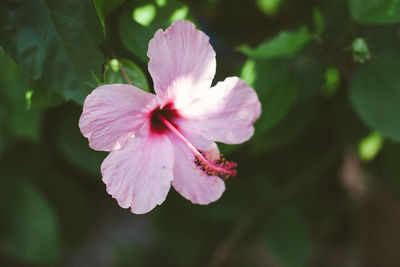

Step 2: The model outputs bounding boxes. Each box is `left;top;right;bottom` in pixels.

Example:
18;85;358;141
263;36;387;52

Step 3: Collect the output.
79;84;156;151
171;130;225;205
101;124;174;214
178;77;261;144
147;20;216;101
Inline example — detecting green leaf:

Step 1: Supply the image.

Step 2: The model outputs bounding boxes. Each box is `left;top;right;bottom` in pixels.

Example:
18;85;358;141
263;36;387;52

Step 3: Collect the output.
29;79;65;109
119;13;155;63
133;4;157;26
33;167;92;248
118;0;192;63
53;104;106;177
0;174;60;264
262;205;312;267
0;0;104;104
112;244;144;267
0;49;42;141
237;27;313;59
2;145;91;249
349;50;400;142
257;0;284;15
251;103;315;153
313;8;325;36
358;131;384;161
0;100;9;155
349;0;400;24
322;67;340;97
382;142;400;190
242;59;297;136
319;0;352;43
94;0;125;35
104;58;149;91
352;38;371;63
330;92;370;145
293;54;326;103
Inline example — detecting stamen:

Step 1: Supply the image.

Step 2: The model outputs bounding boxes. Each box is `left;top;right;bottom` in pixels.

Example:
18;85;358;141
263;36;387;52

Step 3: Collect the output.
157;114;237;179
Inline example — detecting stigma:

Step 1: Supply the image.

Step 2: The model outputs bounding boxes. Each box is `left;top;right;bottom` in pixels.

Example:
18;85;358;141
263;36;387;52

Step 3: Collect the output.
194;150;237;180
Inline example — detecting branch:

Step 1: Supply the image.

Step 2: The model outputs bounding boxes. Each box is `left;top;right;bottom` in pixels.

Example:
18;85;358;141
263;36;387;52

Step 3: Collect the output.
102;42;133;85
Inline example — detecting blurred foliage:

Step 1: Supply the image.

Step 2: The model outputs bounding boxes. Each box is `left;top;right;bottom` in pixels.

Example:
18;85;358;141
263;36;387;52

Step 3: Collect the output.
0;0;400;266
349;0;400;24
104;58;149;90
238;27;313;59
352;37;371;63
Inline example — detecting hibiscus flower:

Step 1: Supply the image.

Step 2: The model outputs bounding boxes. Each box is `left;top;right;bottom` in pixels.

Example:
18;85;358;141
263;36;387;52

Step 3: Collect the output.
79;20;261;214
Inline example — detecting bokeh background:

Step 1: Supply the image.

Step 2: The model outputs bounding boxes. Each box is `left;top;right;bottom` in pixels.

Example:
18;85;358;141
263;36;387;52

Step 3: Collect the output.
1;0;400;266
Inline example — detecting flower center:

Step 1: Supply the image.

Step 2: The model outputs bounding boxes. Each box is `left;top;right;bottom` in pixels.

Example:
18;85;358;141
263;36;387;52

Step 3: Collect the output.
149;102;179;134
155;111;237;180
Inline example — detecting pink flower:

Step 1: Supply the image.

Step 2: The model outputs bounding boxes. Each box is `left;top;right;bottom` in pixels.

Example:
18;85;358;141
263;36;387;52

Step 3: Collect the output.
79;20;261;214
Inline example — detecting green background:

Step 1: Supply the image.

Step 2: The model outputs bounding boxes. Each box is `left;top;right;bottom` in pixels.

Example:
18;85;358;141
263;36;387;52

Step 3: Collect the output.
1;0;400;266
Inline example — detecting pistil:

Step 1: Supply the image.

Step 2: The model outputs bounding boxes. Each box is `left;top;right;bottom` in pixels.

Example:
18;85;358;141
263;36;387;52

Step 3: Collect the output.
157;114;237;179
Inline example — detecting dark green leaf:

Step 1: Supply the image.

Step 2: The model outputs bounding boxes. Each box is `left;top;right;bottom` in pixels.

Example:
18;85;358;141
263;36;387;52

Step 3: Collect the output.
54;104;106;177
382;142;400;190
2;145;92;249
349;50;400;142
237;27;313;59
94;0;125;35
112;244;144;267
349;0;400;24
104;58;149;91
118;0;192;63
0;174;60;264
29;79;65;110
0;0;104;104
33;168;92;248
252;103;315;153
319;0;351;43
0;49;41;141
330;91;370;145
0;100;8;155
294;54;326;103
262;205;312;267
119;13;155;63
241;59;297;136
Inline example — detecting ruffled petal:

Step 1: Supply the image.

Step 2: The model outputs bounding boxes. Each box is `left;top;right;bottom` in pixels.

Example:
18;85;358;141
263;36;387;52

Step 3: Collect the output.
147;20;216;102
171;129;225;205
101;124;174;214
79;84;156;151
178;77;261;144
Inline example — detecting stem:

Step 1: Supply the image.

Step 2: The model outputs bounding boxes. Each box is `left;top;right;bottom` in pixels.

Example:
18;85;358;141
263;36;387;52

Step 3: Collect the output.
102;42;133;85
118;62;133;85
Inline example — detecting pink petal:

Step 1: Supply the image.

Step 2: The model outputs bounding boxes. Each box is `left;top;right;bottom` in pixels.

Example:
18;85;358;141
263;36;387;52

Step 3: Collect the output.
178;77;262;144
79;84;156;151
147;20;216;101
101;124;174;214
171;129;225;204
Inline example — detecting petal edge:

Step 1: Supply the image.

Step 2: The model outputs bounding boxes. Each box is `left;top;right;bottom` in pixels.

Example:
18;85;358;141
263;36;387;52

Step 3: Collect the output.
79;84;156;151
